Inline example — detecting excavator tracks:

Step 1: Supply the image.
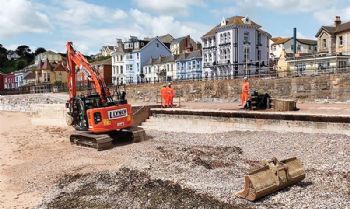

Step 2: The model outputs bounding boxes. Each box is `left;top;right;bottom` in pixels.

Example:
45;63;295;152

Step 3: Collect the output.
70;127;146;151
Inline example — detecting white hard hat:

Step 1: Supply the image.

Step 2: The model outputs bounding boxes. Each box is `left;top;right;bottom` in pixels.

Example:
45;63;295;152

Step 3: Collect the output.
244;76;248;80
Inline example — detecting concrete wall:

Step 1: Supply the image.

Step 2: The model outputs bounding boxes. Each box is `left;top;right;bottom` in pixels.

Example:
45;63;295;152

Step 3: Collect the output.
125;74;350;103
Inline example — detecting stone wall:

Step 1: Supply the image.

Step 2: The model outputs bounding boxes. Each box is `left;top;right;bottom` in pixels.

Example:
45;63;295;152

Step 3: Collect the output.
125;74;350;103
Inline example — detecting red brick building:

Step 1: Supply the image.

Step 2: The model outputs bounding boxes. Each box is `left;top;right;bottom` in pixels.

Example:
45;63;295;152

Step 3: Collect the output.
0;73;4;91
4;73;16;89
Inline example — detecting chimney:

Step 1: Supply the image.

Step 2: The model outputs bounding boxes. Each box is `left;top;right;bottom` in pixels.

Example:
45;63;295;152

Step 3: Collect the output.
116;38;122;47
335;16;341;28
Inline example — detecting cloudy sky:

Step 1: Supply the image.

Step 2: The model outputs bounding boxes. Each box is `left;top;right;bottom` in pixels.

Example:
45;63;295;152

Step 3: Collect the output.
0;0;349;54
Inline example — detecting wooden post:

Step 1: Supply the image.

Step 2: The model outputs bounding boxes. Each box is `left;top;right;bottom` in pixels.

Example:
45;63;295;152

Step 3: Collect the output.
273;99;297;111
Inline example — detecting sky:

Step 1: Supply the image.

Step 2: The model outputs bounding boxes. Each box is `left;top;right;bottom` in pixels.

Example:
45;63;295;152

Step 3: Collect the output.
0;0;349;55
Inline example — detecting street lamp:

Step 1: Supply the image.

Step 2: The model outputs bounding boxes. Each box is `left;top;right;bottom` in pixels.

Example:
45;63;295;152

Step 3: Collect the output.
244;43;250;77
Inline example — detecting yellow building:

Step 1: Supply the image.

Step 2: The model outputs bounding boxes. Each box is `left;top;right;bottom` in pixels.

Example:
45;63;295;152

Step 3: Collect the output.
35;58;67;85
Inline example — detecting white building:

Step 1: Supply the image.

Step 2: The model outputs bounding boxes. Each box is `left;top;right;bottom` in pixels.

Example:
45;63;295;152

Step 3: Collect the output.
143;55;177;83
34;51;63;65
112;36;172;84
201;16;271;78
270;37;317;60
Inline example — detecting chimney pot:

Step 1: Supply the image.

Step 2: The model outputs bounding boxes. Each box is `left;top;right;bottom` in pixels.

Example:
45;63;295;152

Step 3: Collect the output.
335;16;341;27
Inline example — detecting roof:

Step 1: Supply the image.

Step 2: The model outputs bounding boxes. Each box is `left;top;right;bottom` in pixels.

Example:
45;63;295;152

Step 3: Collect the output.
202;16;261;38
91;57;112;66
315;26;336;37
137;37;171;53
336;21;350;33
271;37;317;45
39;58;54;70
145;55;177;66
53;61;67;72
101;46;115;51
177;50;202;61
24;71;35;80
171;36;187;45
158;34;174;44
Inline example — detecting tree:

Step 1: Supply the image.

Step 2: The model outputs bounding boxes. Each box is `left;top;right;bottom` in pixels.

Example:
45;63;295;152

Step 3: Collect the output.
34;47;46;55
16;45;31;57
16;59;27;70
0;44;7;56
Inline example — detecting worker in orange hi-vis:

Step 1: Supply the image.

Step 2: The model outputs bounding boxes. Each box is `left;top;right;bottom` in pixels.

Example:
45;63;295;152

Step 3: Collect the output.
164;83;171;107
239;77;250;107
160;84;167;107
167;83;175;107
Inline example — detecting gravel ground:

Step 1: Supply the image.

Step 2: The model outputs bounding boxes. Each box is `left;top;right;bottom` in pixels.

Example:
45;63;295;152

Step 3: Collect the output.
38;129;350;209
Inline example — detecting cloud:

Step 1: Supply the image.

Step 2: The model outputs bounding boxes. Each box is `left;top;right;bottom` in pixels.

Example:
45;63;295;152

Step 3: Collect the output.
210;7;237;17
129;9;210;41
50;0;127;27
133;0;206;15
237;0;333;13
313;6;350;25
0;0;51;37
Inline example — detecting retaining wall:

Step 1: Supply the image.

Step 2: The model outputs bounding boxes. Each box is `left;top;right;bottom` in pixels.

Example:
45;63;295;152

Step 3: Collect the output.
125;74;350;103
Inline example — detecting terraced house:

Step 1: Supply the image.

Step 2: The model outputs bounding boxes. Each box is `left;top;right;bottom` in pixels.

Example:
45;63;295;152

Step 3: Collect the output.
269;37;317;60
176;50;202;80
143;55;177;83
201;16;271;79
111;36;172;84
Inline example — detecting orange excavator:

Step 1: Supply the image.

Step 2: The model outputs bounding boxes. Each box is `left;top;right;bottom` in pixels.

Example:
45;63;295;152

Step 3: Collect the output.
65;42;145;150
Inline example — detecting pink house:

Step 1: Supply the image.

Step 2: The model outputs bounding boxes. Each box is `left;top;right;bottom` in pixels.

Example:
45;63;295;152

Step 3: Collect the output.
4;73;16;89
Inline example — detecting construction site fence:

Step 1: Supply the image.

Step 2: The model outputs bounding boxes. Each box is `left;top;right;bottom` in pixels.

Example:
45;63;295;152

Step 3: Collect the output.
2;66;350;95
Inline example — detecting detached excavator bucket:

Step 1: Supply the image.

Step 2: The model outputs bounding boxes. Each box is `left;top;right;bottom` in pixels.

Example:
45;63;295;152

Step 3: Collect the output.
235;157;305;201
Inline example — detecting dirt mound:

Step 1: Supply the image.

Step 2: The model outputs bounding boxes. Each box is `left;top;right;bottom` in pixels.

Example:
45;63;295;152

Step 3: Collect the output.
156;145;243;169
38;168;250;209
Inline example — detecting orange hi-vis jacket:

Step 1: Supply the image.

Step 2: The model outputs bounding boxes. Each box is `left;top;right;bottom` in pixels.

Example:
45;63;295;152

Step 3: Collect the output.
160;87;167;106
241;81;250;105
167;87;174;105
242;81;250;94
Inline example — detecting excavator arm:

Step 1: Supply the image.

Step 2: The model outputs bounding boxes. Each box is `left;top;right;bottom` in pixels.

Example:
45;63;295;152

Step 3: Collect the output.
66;41;110;104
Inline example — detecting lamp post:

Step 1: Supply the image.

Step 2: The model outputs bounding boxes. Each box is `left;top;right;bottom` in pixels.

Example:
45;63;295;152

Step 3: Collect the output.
244;43;250;77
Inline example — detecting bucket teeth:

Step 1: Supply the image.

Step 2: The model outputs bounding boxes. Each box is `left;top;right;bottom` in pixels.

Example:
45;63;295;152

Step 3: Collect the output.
235;157;305;201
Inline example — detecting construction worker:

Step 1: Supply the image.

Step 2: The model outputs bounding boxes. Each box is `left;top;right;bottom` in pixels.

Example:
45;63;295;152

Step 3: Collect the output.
160;84;167;107
239;77;250;107
167;83;174;107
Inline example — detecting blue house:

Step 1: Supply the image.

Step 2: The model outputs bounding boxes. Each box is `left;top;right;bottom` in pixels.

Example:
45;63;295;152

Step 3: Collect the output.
175;50;202;80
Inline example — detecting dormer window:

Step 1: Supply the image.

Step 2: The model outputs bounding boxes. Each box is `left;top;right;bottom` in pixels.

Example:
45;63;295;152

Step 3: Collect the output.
242;16;251;24
221;17;227;26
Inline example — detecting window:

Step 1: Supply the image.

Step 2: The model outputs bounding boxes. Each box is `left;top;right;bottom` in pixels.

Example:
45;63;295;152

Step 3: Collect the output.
116;66;119;74
243;47;250;62
141;42;144;46
257;50;261;60
291;45;294;51
309;45;312;50
243;32;249;44
156;43;159;47
257;33;261;45
120;55;123;61
127;64;133;72
137;53;140;59
297;45;301;51
120;66;123;74
339;36;343;46
127;53;132;59
137;63;140;72
322;39;327;48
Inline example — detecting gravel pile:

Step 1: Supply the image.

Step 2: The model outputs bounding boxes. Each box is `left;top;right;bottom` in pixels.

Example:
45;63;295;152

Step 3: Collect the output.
0;94;66;112
38;168;249;209
37;129;349;209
